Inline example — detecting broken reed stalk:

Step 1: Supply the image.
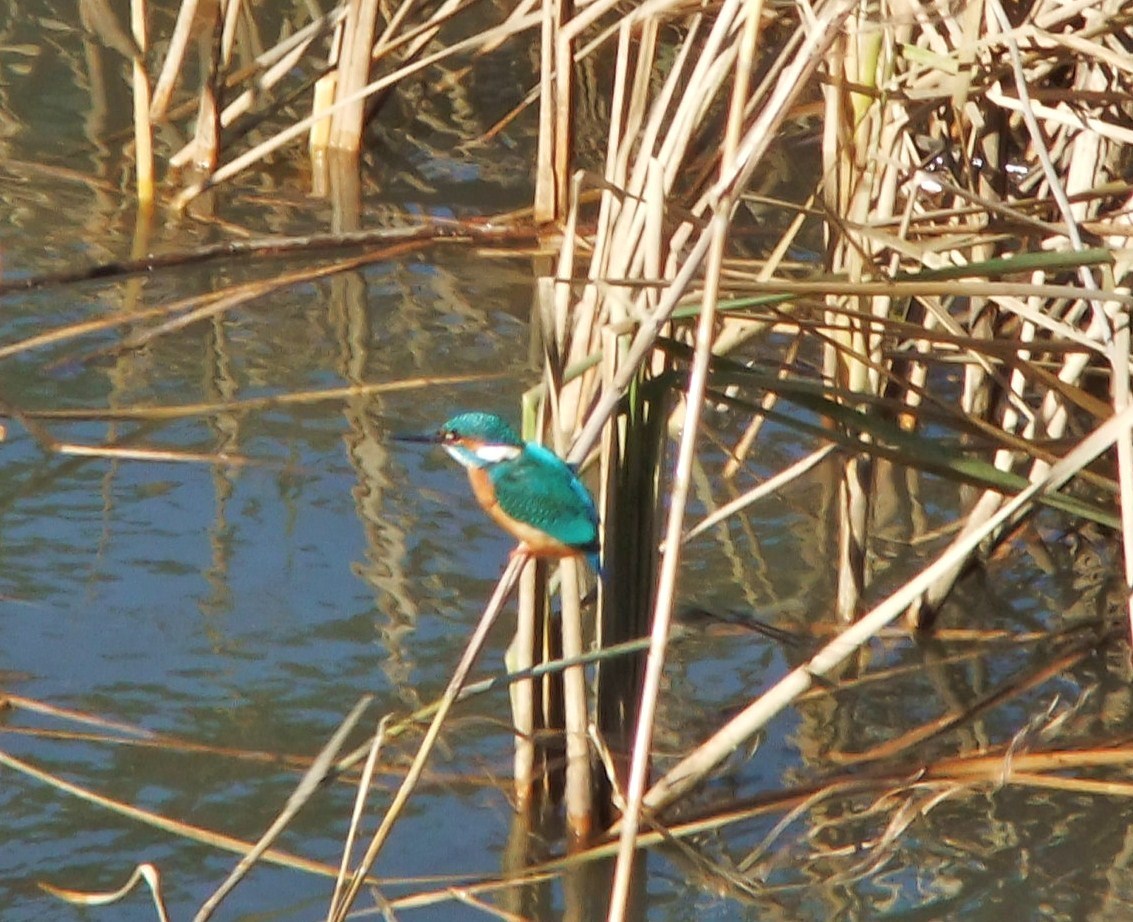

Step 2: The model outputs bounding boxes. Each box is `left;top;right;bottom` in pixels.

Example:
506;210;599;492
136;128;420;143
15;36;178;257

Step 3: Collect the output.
551;0;575;223
327;0;380;153
190;2;221;173
534;0;567;221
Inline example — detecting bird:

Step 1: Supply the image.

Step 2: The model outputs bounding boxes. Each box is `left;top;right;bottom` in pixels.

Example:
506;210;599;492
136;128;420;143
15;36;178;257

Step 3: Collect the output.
396;412;600;570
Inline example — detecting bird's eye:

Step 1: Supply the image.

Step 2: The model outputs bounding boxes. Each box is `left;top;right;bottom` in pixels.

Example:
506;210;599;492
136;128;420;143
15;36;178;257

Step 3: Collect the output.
442;430;458;443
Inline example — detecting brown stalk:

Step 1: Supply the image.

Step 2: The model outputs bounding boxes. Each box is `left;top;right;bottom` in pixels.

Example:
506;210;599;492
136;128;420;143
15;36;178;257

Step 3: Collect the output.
328;0;380;152
559;557;592;841
149;0;201;117
130;0;154;204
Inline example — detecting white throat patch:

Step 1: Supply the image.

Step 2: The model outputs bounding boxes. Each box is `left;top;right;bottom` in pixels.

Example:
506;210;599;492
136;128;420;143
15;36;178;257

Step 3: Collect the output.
443;443;521;468
471;444;522;463
443;445;477;469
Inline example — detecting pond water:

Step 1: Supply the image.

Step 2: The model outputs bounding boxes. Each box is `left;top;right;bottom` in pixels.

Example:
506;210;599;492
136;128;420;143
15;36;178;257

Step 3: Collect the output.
1;4;1130;922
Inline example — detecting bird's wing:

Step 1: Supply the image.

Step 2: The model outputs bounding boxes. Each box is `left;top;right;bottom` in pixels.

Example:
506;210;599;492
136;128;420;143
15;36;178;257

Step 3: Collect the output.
491;446;599;551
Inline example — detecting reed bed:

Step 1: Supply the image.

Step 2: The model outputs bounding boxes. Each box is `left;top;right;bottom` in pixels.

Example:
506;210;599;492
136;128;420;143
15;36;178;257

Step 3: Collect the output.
3;0;1132;918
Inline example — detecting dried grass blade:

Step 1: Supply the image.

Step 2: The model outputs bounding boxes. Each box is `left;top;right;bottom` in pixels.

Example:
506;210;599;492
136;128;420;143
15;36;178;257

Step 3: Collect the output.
450;889;528;921
328;714;389;920
27;373;508;421
0;746;343;878
3;693;158;739
991;772;1133;799
681;444;837;545
41;862;171;922
194;696;374;922
52;443;259;467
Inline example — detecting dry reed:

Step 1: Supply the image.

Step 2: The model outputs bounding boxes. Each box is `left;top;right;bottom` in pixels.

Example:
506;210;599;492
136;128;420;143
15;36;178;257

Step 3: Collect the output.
12;0;1133;916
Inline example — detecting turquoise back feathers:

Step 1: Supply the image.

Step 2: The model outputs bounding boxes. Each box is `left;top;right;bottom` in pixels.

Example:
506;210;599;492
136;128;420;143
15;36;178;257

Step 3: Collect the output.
488;441;599;554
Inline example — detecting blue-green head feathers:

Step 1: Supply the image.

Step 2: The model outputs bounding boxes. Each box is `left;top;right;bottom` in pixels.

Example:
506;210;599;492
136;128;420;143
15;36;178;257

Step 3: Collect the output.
437;413;524;470
440;413;523;448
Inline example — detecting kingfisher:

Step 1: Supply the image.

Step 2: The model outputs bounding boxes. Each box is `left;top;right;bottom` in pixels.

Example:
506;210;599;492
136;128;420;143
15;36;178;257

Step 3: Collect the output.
396;412;600;570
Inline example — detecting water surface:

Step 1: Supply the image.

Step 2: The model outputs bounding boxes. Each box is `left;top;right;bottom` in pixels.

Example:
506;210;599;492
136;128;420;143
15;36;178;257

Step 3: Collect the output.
0;5;1129;922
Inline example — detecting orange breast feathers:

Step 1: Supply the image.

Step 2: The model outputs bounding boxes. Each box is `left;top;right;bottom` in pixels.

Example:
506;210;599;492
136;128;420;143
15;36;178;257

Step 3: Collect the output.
466;467;579;558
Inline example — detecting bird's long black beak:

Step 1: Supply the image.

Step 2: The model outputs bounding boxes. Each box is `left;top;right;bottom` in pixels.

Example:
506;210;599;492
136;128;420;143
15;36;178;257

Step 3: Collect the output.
391;430;441;445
